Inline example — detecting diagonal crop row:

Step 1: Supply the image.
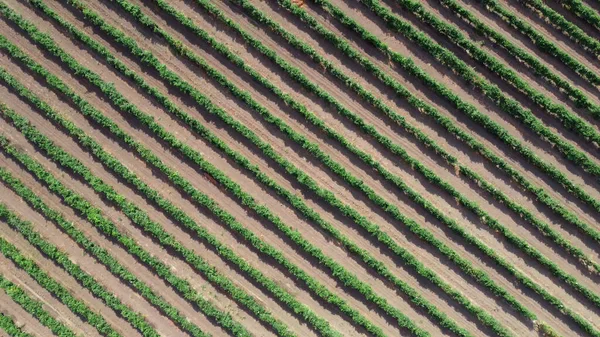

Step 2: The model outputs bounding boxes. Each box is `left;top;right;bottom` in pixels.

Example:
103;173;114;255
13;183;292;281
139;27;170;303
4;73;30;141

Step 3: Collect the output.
1;170;171;337
153;0;600;307
0;312;35;337
0;68;298;337
263;0;600;224
0;13;367;335
439;0;600;119
554;0;600;32
38;0;453;335
27;1;493;336
519;0;600;58
0;145;215;337
212;0;600;263
0;201;150;337
6;10;426;337
480;0;600;85
0;261;78;337
0;115;271;337
149;0;600;317
67;0;597;334
70;0;600;335
68;0;524;333
228;0;600;324
389;0;600;145
319;0;600;179
39;0;512;335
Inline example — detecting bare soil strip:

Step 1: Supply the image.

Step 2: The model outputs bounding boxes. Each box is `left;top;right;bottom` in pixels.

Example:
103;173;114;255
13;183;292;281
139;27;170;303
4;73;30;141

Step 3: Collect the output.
1;0;599;335
0;282;53;337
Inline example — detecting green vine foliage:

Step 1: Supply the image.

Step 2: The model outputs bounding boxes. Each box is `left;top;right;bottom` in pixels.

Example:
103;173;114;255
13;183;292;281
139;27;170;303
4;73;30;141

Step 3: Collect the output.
0;166;211;337
480;0;600;85
223;0;600;246
0;312;35;337
390;0;600;140
519;0;600;57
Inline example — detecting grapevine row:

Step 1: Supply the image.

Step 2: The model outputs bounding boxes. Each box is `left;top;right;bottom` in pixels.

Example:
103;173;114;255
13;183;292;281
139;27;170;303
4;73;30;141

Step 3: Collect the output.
259;0;600;229
0;146;215;337
228;0;600;324
0;263;78;337
0;201;156;337
209;0;600;266
187;0;600;315
314;0;600;180
0;13;370;335
74;0;593;335
390;0;600;142
555;0;600;32
214;0;600;276
32;0;488;335
75;0;597;334
481;0;600;85
520;0;600;57
47;0;462;334
0;70;296;337
440;0;600;118
0;312;34;337
155;0;600;306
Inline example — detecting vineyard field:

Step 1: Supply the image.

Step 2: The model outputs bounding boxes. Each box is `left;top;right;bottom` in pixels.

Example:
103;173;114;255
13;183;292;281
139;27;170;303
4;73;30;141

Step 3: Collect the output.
0;0;599;336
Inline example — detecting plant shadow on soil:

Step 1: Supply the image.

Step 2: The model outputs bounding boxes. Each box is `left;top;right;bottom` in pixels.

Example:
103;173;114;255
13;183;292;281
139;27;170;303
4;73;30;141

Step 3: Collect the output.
296;0;600;224
8;1;600;334
379;0;600;154
300;0;600;195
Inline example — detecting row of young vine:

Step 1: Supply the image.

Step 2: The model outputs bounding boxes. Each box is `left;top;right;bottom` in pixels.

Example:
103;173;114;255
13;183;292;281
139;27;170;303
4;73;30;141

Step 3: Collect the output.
439;0;600;118
0;142;219;337
56;0;596;334
388;0;600;141
0;311;35;337
480;0;600;86
259;0;600;237
152;0;600;312
28;0;494;336
0;7;389;336
0;118;254;337
554;0;600;32
3;0;596;334
309;0;600;185
519;0;600;57
207;0;597;330
0;200;161;337
210;0;600;265
0;259;79;337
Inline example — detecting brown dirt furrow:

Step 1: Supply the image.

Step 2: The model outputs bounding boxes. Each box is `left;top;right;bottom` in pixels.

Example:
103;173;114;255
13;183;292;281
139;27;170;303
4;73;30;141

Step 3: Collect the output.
210;0;600;237
541;0;600;42
0;64;293;337
157;0;600;287
72;0;600;334
168;0;600;334
130;0;600;330
495;0;600;74
0;223;120;337
385;0;600;134
4;0;600;335
94;0;600;332
79;0;536;334
295;0;600;209
0;121;236;337
161;0;600;269
0;9;361;334
446;0;600;107
0;271;55;337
